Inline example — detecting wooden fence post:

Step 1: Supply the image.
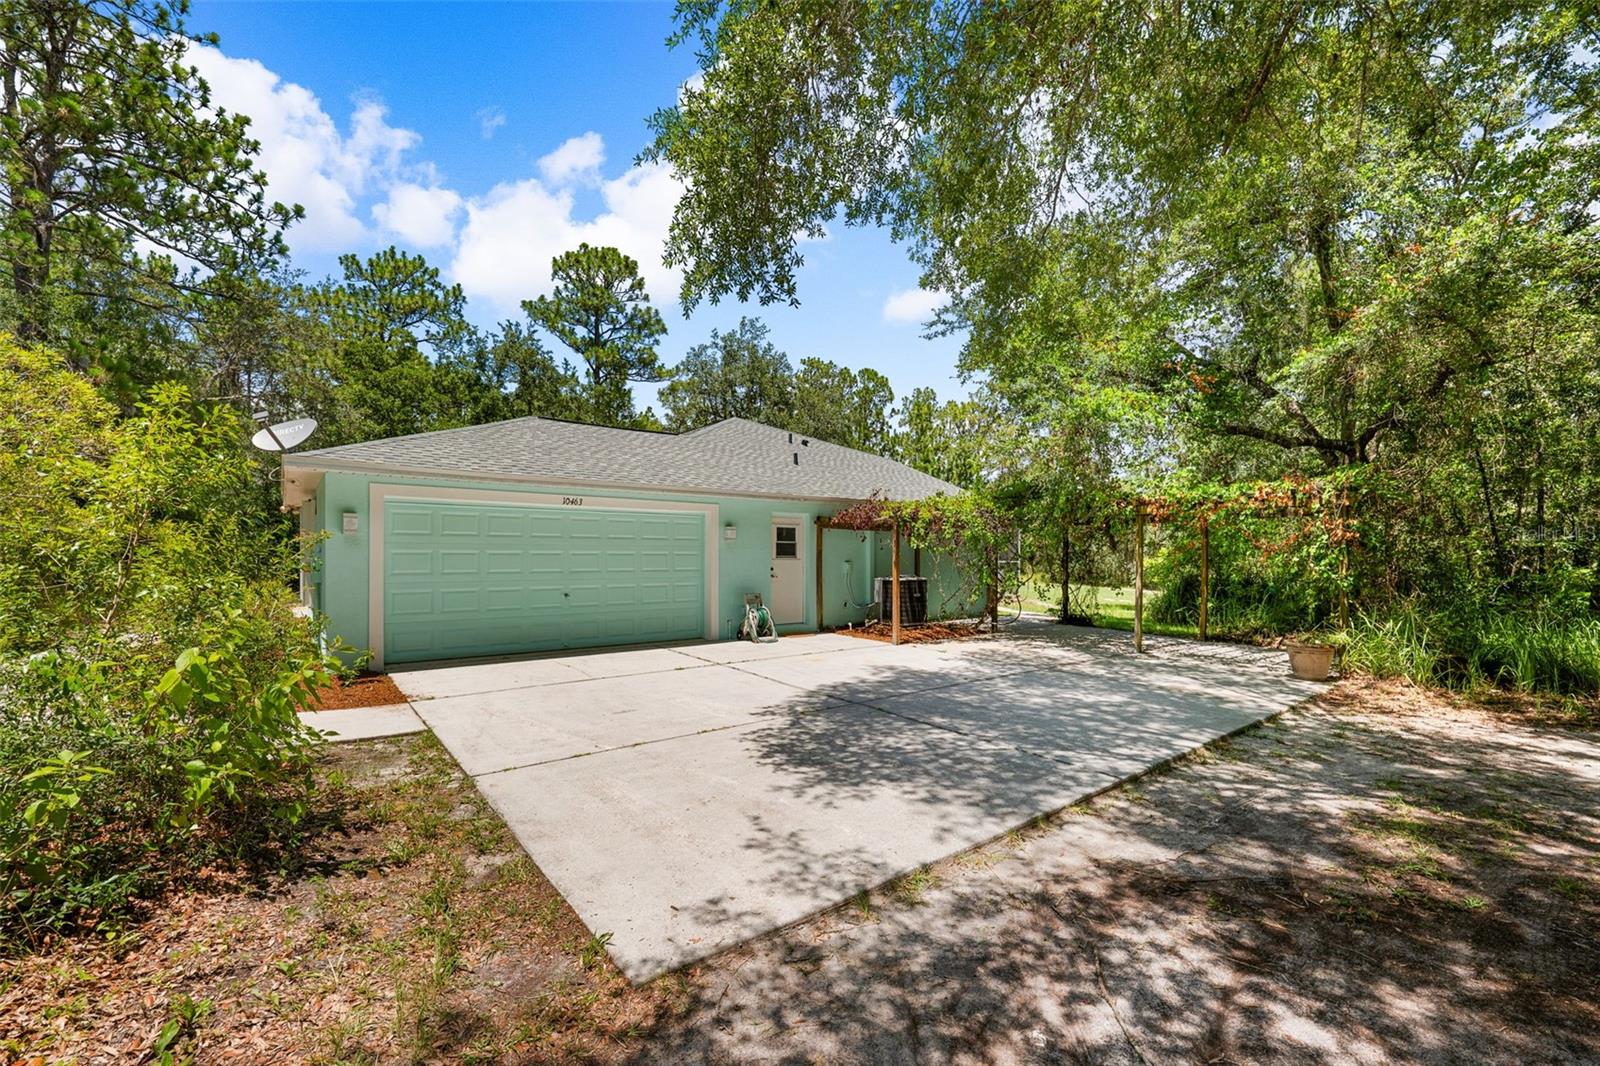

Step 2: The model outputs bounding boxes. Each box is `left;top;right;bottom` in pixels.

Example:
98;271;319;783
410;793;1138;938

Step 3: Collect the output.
890;518;902;646
1133;506;1146;653
1198;514;1209;642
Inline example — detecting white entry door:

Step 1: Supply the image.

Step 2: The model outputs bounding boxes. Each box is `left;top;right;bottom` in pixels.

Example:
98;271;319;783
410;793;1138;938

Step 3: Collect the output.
769;520;804;624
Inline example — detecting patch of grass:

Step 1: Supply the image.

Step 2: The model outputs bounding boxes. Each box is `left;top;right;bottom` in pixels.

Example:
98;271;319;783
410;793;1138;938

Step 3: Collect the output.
889;866;940;907
1014;574;1064;615
953;848;1004;871
1552;876;1592;901
1343;603;1600;695
578;932;613;970
851;890;876;922
1070;584;1206;638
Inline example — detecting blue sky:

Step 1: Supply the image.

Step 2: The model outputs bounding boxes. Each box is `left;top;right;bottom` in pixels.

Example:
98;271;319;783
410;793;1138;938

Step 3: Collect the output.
188;1;967;411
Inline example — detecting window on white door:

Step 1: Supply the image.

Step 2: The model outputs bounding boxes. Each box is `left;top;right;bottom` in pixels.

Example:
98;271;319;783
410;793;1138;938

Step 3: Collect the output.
774;525;798;558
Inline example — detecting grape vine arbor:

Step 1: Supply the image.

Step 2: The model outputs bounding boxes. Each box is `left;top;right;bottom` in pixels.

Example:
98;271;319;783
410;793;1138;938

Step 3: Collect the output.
1125;475;1359;652
819;478;1355;651
822;493;1016;646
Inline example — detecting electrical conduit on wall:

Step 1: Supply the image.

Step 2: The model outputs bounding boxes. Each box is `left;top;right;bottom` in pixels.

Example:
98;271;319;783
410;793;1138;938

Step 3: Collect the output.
842;558;878;610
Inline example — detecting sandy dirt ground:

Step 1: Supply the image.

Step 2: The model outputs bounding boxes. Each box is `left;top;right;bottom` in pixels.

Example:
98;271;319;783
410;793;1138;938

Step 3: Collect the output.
4;679;1596;1064
636;680;1600;1065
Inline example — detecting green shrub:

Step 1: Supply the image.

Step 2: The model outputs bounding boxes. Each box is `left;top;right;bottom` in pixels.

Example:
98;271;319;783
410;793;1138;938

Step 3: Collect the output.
0;338;331;947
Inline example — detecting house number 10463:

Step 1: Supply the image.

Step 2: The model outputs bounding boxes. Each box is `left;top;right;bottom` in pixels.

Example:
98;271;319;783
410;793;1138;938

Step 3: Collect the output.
561;496;584;506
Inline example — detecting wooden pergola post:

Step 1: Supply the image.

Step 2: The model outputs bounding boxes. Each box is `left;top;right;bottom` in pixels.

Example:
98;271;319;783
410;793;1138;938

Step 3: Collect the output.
1133;505;1146;653
1198;514;1209;642
890;517;902;646
1337;491;1351;631
814;516;825;632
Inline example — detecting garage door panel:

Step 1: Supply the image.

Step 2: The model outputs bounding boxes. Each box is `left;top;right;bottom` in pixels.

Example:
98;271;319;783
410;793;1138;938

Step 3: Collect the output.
389;631;437;656
529;515;565;537
438;588;480;613
384;499;706;663
389;589;435;616
439;510;483;536
485;550;525;574
390;549;434;576
485;587;525;611
605;585;639;607
485;513;524;537
390;507;434;535
528;586;564;608
440;550;483;576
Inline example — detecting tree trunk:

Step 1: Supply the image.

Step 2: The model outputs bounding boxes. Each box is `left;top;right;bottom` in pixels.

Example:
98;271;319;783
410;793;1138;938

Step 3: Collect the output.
1471;432;1506;576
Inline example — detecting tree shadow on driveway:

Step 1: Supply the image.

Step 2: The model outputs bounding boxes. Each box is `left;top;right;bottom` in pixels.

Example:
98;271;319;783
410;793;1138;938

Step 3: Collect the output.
629;681;1600;1065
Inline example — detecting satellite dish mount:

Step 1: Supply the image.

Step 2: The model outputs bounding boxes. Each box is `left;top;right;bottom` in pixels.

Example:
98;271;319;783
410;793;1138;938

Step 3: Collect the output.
251;411;319;453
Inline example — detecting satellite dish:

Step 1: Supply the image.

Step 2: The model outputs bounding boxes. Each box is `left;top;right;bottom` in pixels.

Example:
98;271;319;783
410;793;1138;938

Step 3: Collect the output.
251;417;318;452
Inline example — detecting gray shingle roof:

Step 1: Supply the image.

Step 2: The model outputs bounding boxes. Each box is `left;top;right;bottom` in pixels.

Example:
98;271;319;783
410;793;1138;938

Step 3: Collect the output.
286;417;959;502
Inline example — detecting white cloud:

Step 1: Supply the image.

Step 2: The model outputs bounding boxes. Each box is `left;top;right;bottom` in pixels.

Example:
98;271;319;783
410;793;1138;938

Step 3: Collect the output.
882;287;945;324
372;182;463;248
537;131;605;187
188;48;684;307
451;152;684;311
476;106;506;140
189;45;423;252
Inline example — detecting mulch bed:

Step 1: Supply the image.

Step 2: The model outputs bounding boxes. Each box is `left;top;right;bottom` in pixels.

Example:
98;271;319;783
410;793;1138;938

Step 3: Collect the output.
308;671;408;710
835;621;986;644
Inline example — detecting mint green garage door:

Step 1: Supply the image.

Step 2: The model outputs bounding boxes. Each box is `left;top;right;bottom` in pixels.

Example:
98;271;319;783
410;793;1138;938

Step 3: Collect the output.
383;500;705;663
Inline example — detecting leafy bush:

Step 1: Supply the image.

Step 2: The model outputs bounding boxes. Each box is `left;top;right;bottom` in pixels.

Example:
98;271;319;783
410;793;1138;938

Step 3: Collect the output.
0;337;330;946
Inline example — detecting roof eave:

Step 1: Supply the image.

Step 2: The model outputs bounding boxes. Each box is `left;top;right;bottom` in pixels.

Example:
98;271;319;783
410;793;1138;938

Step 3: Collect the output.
280;455;953;507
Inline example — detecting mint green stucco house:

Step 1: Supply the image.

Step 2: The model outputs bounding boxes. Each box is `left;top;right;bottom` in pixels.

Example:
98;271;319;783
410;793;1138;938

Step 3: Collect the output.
281;417;967;669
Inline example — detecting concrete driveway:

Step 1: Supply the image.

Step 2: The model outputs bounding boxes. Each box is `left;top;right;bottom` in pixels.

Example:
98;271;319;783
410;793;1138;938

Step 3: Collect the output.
391;621;1321;982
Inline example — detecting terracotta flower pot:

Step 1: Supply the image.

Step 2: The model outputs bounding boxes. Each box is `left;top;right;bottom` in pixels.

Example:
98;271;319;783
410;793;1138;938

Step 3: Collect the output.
1286;642;1337;681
